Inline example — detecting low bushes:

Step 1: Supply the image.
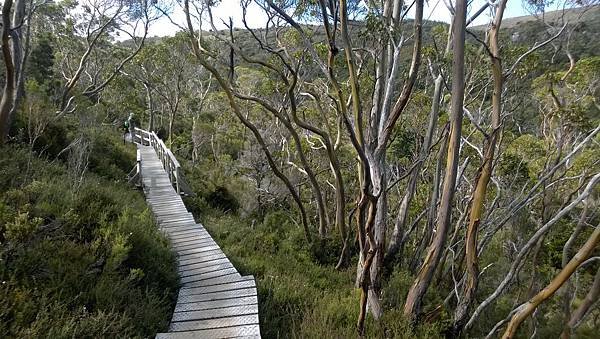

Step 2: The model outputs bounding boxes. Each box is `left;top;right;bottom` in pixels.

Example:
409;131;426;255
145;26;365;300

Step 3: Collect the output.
0;131;178;337
200;210;444;338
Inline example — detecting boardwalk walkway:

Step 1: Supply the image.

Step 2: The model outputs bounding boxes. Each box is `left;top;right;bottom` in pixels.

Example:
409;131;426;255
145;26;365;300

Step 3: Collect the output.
130;129;261;338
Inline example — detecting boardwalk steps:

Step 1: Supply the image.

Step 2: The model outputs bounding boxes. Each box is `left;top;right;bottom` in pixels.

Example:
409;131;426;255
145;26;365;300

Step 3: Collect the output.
131;130;260;338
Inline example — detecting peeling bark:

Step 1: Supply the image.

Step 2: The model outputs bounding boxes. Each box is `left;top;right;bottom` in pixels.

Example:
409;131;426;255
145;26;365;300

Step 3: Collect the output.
468;172;600;331
0;0;15;143
453;3;507;333
502;225;600;338
403;0;467;322
561;265;600;338
183;0;312;242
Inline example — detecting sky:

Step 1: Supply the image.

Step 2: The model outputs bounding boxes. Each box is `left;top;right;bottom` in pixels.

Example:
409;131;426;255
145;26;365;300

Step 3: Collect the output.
147;0;569;37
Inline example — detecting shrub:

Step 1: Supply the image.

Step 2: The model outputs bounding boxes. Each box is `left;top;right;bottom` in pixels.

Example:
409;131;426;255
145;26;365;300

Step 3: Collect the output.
87;130;135;180
0;128;177;337
206;186;239;212
4;212;43;243
198;207;445;338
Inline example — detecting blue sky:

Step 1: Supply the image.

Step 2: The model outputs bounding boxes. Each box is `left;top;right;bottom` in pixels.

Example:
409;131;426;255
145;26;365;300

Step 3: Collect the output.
147;0;571;36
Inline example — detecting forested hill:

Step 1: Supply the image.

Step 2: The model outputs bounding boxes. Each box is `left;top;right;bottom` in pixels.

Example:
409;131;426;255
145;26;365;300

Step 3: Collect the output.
188;5;600;64
473;5;600;29
472;5;600;58
1;1;599;338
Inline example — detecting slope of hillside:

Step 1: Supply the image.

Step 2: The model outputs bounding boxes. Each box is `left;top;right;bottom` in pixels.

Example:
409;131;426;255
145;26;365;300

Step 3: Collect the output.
474;5;600;29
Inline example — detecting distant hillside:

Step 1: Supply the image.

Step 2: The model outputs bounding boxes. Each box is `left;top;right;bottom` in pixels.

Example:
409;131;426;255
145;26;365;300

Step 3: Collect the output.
141;6;598;66
473;5;600;29
470;5;600;61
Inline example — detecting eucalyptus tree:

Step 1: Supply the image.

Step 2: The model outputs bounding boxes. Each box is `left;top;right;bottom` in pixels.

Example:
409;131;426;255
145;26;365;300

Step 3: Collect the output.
124;44;158;130
415;19;600;332
10;0;52;121
450;0;508;333
401;0;467;323
177;0;375;248
0;0;46;143
220;27;332;242
54;0;161;114
178;2;423;328
0;0;16;142
130;35;198;146
232;0;429;330
158;0;600;335
181;0;314;242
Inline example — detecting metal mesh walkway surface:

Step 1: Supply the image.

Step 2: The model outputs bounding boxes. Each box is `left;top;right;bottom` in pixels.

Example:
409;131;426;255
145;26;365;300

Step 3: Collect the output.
136;145;261;338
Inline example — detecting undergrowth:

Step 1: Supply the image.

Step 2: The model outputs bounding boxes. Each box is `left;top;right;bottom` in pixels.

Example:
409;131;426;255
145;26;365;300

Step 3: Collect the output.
190;206;444;338
0;126;178;337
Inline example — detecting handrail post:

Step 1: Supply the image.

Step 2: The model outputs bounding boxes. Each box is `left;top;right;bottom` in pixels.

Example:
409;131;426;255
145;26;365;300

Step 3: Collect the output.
175;166;181;194
167;161;170;179
133;128;191;196
170;161;175;185
136;149;142;186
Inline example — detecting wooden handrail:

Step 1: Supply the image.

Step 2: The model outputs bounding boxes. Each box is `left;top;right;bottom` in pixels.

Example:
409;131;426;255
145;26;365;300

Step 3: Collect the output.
127;148;142;186
136;149;142;179
132;127;194;196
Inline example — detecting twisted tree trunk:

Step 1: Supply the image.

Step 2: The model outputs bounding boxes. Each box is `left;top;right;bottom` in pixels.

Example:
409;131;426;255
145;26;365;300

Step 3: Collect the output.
0;0;15;143
502;225;600;338
452;1;507;333
10;0;26;111
561;265;600;338
403;0;467;322
183;0;312;242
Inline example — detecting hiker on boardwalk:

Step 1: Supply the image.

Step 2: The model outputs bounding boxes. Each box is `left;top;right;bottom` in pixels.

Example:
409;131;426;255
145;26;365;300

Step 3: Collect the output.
128;112;135;135
123;113;135;143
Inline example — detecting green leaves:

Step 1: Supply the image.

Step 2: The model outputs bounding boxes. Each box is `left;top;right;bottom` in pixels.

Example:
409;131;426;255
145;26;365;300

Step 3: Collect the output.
0;128;178;337
503;134;546;180
532;56;600;132
4;212;43;243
